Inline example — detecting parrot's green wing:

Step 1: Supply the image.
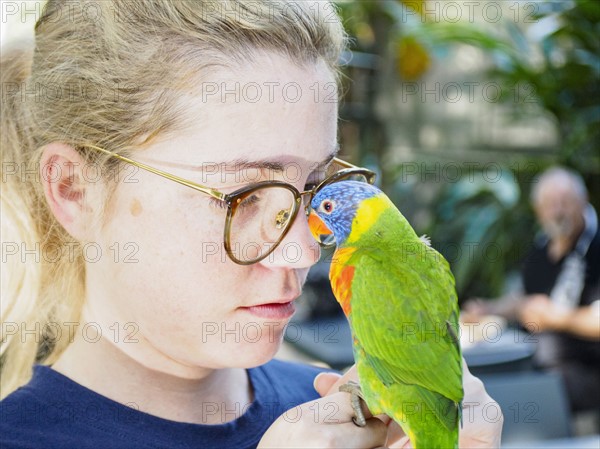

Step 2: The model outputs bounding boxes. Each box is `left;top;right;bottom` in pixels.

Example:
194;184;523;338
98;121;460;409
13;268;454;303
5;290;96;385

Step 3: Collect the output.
346;236;463;425
323;191;463;447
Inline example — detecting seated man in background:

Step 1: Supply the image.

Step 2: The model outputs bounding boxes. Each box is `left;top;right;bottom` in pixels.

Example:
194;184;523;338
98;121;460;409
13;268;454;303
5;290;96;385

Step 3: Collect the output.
465;167;600;413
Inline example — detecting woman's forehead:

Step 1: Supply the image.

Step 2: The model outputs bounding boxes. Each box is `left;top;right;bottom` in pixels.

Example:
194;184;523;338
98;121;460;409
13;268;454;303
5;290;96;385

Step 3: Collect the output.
182;53;336;117
144;58;338;168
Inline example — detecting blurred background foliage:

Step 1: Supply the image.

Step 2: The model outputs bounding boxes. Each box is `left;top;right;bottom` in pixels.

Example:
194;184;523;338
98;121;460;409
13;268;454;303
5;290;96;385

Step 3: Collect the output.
1;1;597;302
333;0;599;301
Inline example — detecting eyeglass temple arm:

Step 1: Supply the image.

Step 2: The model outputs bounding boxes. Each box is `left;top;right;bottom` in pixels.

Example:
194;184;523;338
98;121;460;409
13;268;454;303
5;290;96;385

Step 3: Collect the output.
332;157;358;169
330;157;376;183
84;145;227;201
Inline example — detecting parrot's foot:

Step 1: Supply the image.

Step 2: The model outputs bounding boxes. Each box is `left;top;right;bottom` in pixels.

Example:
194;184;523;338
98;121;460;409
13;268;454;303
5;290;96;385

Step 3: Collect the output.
339;381;367;427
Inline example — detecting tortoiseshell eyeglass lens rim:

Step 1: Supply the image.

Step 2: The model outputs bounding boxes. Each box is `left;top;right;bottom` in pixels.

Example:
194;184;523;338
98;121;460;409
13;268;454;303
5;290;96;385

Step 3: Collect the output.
222;168;376;265
81;144;376;265
223;182;303;265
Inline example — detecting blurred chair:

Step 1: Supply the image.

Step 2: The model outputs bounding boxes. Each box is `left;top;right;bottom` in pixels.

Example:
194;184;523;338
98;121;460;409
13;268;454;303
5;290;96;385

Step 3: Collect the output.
479;371;572;445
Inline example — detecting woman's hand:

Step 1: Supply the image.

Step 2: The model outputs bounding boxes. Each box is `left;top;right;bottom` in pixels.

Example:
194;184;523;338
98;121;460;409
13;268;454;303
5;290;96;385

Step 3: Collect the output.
257;367;388;448
308;361;503;449
457;361;503;449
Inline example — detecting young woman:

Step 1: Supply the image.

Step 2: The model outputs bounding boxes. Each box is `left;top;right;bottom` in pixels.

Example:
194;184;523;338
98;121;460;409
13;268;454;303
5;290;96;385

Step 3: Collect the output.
1;1;502;447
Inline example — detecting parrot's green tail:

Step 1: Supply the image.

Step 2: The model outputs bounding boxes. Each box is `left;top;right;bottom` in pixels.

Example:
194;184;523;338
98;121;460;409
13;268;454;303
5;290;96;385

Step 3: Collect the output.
390;391;461;449
406;424;459;449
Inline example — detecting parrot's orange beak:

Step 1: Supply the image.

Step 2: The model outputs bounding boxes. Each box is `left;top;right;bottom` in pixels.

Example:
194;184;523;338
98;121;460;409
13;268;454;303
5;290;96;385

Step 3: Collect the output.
308;210;332;241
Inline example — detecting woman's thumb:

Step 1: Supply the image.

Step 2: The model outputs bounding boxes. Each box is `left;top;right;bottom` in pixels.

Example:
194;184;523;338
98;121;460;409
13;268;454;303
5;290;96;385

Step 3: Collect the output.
313;372;342;396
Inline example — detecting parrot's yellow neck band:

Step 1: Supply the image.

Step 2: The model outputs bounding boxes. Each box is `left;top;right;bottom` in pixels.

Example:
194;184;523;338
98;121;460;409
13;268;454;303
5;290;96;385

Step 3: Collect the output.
347;195;388;244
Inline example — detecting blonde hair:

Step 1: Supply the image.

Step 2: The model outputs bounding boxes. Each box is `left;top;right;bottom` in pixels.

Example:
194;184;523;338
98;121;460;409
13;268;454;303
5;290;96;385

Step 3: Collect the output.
1;0;346;398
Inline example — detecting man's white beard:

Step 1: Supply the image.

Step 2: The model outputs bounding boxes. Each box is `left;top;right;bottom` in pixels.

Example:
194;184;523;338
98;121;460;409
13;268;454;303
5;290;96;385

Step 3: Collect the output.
543;216;573;238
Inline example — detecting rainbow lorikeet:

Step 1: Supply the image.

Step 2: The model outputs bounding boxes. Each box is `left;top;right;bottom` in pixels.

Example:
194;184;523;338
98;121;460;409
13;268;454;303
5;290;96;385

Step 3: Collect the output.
308;180;463;449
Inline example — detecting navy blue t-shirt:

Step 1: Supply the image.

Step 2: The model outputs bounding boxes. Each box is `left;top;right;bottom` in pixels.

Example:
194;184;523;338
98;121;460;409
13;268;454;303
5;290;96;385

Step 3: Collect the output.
0;359;331;449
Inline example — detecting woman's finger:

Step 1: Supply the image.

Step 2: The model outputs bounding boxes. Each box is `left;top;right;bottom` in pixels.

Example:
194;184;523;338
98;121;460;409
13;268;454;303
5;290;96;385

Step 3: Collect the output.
385;419;410;448
313;372;342;397
333;417;388;449
323;365;360;395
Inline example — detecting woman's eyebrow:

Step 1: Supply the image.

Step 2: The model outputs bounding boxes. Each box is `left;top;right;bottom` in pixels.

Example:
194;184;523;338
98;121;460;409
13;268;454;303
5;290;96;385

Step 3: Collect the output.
221;159;287;172
320;145;340;166
217;145;340;172
137;145;340;172
307;145;340;170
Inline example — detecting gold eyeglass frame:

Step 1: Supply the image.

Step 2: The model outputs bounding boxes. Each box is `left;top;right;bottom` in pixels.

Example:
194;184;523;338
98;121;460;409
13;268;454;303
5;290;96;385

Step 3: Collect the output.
85;144;376;265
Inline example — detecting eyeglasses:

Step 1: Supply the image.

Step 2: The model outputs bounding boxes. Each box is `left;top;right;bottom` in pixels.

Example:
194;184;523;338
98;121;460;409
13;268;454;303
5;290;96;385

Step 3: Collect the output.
85;144;376;265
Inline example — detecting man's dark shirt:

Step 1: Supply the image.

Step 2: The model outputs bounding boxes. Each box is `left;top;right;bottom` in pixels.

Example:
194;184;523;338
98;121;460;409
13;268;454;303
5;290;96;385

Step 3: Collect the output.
521;224;600;411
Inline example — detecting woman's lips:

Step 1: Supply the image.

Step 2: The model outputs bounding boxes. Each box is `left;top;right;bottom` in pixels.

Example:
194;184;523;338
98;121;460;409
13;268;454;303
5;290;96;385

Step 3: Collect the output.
240;301;296;319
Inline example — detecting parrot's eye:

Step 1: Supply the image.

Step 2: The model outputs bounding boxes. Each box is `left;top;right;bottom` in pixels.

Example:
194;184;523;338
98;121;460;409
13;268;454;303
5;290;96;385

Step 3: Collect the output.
321;200;335;214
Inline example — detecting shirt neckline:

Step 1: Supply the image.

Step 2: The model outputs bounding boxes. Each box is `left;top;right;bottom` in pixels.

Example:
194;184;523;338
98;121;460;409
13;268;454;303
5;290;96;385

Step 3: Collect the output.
30;364;277;448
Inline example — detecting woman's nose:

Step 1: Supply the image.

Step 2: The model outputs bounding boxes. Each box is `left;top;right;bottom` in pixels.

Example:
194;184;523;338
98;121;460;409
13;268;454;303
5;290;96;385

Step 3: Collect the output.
260;203;321;269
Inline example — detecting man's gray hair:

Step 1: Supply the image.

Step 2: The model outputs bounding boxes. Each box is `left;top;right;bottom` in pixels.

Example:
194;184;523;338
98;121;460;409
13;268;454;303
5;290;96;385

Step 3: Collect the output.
530;166;588;204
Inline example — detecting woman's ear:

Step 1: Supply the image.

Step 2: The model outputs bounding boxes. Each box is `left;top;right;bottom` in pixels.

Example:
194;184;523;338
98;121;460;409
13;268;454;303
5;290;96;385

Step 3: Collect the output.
40;143;100;241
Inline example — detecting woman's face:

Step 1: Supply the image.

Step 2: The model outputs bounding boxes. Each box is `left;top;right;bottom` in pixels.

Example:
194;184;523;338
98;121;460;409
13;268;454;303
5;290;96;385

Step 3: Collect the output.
85;53;338;376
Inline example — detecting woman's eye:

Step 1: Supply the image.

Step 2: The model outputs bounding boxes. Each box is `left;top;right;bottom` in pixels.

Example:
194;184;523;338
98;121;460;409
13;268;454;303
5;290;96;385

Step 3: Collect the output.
208;198;229;210
305;178;325;191
238;194;261;208
208;192;261;211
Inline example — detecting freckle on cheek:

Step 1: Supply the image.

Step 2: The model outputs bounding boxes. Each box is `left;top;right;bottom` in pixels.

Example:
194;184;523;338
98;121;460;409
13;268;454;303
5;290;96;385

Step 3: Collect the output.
130;198;143;217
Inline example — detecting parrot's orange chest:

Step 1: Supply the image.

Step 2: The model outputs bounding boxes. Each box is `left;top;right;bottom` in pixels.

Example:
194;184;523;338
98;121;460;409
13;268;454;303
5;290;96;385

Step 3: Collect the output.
329;246;357;316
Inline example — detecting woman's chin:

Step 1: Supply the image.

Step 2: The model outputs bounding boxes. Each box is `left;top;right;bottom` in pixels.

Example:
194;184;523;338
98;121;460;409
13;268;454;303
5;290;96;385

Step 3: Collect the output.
234;335;285;368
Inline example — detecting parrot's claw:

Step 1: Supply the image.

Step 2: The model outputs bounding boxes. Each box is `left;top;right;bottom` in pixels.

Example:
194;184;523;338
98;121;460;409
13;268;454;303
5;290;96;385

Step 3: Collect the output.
339;381;367;427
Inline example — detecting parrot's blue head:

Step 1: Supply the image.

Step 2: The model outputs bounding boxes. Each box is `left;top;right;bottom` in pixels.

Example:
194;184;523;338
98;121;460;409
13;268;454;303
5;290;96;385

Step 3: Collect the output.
309;180;382;246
